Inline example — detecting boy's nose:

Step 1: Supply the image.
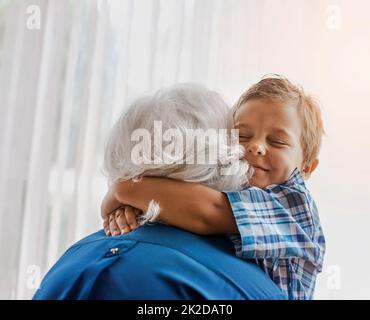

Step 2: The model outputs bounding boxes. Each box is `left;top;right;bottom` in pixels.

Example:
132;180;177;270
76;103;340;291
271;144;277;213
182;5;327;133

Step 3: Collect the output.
247;144;266;156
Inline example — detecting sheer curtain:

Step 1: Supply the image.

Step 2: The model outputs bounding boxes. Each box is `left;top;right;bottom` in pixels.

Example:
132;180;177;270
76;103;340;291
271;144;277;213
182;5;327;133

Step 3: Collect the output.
0;0;256;300
1;0;370;300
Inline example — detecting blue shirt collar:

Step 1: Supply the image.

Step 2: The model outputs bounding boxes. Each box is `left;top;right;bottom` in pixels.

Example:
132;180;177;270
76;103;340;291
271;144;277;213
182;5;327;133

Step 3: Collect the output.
283;167;306;187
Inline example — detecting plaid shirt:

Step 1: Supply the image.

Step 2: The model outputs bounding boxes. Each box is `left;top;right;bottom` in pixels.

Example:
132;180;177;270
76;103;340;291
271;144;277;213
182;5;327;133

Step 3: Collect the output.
225;168;326;300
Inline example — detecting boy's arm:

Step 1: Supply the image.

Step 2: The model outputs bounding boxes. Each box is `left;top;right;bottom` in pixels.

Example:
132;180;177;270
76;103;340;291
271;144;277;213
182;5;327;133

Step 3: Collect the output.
108;177;239;235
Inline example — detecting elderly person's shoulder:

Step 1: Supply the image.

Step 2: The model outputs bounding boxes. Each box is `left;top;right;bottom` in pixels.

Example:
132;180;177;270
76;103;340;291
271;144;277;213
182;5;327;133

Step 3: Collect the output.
33;223;286;300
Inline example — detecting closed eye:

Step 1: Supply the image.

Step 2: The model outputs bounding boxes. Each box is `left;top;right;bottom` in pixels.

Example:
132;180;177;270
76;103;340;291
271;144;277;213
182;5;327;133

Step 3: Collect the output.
239;135;288;146
239;135;252;141
269;139;286;146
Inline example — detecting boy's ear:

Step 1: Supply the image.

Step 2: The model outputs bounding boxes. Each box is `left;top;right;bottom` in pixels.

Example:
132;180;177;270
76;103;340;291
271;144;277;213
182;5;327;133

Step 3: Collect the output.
302;159;319;175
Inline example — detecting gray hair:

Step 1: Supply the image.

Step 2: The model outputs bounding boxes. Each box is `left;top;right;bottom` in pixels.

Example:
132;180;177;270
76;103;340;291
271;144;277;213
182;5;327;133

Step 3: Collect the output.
103;83;251;224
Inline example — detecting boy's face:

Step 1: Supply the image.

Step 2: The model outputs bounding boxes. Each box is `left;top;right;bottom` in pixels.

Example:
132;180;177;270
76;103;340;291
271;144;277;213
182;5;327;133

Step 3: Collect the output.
234;98;304;188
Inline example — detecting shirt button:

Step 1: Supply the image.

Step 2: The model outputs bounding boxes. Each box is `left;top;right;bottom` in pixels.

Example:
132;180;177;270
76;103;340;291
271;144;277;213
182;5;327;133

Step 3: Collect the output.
110;248;119;254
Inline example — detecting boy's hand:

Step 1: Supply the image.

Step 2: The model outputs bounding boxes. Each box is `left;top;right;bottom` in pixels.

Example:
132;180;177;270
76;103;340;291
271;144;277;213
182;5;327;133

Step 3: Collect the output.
103;206;142;236
100;184;122;219
101;184;142;236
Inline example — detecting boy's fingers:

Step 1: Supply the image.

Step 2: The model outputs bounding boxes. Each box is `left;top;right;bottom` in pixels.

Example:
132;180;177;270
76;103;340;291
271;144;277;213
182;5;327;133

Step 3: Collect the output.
109;213;120;236
125;206;138;230
103;217;111;236
134;208;143;217
115;209;130;234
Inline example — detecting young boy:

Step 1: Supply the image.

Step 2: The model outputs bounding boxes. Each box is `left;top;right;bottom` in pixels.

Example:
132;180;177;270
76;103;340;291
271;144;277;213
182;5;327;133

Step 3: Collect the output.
101;75;326;300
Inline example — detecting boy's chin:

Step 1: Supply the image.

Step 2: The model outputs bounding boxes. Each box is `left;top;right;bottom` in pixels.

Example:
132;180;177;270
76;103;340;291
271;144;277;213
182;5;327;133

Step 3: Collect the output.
249;172;271;188
249;178;269;189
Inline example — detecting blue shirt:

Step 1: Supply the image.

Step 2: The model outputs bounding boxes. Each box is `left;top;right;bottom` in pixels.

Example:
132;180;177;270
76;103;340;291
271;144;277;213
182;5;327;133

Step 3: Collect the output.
33;223;286;300
225;168;326;300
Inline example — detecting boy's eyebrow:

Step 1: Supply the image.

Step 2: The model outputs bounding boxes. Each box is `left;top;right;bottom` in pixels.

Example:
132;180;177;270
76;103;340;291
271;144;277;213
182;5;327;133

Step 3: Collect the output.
234;123;252;130
235;124;293;138
270;128;291;137
235;123;289;133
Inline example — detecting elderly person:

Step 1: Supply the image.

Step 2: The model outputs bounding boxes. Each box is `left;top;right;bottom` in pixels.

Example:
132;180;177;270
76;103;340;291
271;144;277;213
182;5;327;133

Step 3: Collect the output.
33;83;286;300
101;83;249;231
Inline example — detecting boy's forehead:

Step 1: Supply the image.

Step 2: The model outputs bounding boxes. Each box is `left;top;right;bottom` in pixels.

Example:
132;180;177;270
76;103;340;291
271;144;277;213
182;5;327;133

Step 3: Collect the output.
236;99;293;115
234;100;302;136
235;122;289;134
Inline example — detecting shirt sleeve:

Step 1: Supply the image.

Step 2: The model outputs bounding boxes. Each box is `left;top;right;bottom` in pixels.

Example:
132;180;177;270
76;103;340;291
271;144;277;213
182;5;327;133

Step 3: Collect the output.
224;185;325;268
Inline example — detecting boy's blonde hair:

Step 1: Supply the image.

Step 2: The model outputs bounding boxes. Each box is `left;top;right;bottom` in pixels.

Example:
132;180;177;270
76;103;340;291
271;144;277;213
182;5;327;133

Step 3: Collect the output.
233;74;325;179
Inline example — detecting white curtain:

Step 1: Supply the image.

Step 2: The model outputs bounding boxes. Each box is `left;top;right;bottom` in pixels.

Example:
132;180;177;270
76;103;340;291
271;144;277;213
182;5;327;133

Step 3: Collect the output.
1;0;258;300
1;0;370;300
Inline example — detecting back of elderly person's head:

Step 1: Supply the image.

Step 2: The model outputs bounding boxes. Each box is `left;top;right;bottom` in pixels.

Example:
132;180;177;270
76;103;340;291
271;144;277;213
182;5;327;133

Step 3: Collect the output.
103;83;251;223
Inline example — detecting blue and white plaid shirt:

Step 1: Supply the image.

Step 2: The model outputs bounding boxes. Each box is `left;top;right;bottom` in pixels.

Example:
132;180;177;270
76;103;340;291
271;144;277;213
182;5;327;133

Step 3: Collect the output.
225;168;326;300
